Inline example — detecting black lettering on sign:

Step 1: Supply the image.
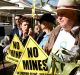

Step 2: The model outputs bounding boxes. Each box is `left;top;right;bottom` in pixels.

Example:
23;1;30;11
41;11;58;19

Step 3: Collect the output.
27;47;38;57
13;41;20;49
9;50;21;58
23;60;29;70
23;60;35;70
38;60;43;70
17;72;29;75
17;72;37;75
33;47;38;57
30;72;37;75
42;58;48;71
23;60;38;70
32;60;38;70
27;48;32;57
22;59;48;71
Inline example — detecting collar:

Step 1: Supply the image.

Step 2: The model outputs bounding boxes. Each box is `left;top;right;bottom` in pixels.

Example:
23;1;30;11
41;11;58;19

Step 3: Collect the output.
71;26;80;35
43;32;51;37
60;26;80;35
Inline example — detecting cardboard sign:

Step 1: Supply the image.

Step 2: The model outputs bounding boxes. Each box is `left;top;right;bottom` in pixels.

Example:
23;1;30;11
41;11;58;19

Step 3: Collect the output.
6;34;25;64
14;36;50;75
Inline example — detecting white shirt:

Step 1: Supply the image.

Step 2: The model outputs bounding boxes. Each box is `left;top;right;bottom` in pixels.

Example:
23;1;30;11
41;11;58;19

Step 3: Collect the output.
51;29;75;54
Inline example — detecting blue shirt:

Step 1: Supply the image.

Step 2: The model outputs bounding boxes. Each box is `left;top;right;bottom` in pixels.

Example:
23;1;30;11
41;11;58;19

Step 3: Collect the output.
39;34;49;48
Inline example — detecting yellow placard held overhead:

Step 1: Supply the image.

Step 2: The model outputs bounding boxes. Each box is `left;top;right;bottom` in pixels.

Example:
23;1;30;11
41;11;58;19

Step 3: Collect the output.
6;34;25;64
14;36;50;75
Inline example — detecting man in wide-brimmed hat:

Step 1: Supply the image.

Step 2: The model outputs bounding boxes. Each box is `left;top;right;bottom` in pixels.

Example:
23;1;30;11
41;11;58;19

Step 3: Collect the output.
44;0;80;74
44;0;80;60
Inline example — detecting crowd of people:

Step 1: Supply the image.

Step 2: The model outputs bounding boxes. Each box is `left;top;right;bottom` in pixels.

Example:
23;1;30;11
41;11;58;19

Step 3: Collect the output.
0;0;80;74
1;13;56;48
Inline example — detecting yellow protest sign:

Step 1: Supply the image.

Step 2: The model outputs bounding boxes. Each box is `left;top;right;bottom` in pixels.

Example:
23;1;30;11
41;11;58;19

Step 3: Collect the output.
6;34;25;64
14;36;50;75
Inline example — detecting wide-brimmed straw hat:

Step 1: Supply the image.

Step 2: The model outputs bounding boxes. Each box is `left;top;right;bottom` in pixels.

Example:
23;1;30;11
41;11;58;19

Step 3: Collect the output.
56;0;80;11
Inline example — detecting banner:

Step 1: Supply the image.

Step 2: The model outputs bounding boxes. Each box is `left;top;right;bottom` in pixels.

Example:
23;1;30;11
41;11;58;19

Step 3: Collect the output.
14;36;50;75
6;34;25;64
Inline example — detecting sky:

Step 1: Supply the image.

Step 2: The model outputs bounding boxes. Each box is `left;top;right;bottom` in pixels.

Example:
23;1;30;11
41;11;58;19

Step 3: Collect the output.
27;0;58;6
7;0;58;6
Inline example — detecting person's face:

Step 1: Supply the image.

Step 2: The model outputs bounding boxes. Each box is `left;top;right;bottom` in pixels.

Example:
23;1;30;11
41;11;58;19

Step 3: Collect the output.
40;23;46;30
40;21;48;30
57;9;77;29
21;21;29;34
34;25;40;33
15;16;20;26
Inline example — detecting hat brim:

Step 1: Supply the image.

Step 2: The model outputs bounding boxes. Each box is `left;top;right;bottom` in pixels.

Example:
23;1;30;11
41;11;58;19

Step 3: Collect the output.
56;7;80;12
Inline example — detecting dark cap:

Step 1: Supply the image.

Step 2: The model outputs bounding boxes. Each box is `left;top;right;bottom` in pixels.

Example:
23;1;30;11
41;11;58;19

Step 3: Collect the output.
39;13;56;24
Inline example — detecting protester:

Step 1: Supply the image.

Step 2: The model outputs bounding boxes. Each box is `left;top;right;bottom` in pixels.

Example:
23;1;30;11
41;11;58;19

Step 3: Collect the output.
36;13;56;48
33;25;41;40
44;0;80;62
0;15;22;53
10;15;23;42
20;17;30;46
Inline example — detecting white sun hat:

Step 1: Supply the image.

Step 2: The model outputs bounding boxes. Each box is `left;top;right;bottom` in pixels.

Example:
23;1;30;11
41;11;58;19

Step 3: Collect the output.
57;0;80;11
